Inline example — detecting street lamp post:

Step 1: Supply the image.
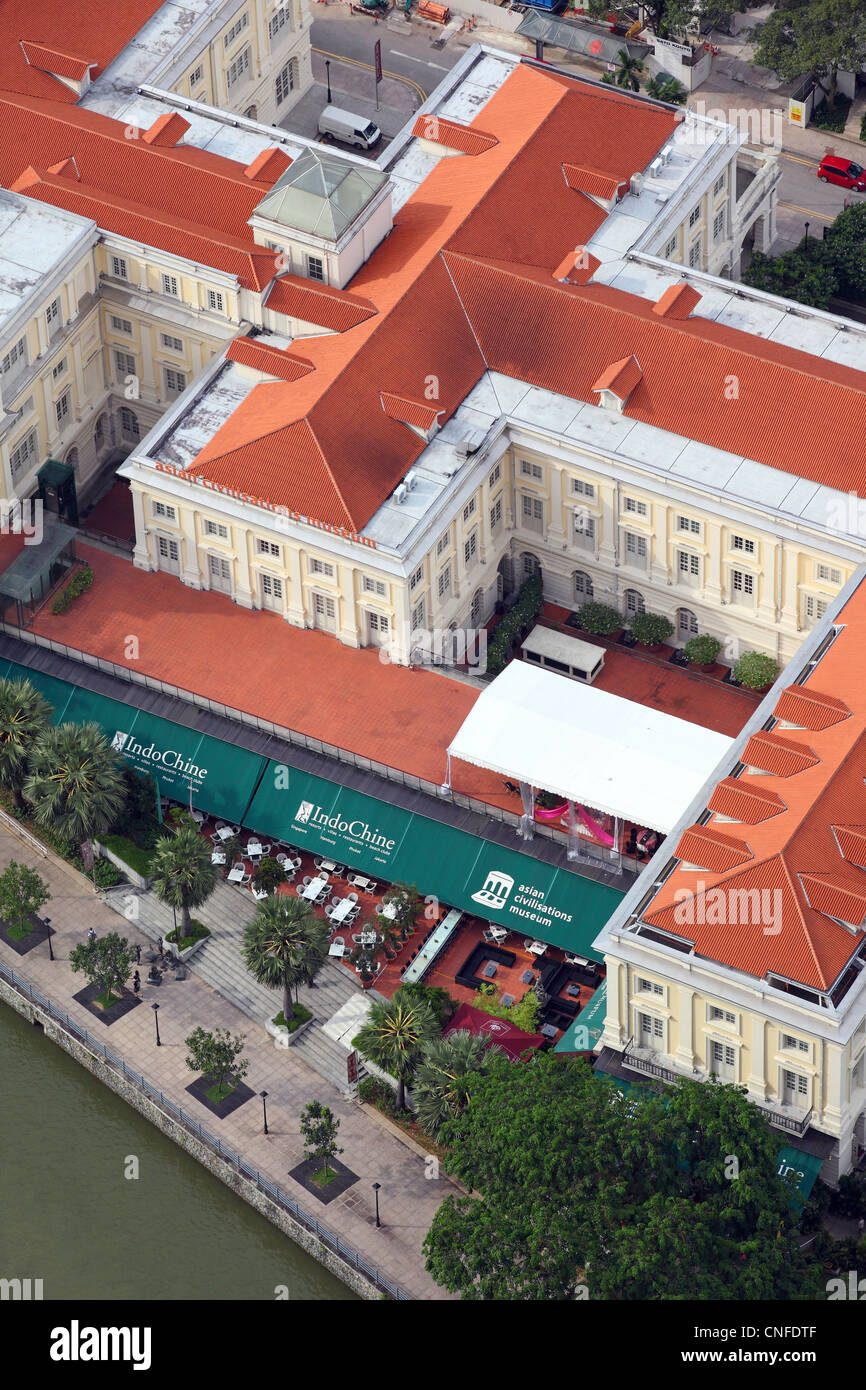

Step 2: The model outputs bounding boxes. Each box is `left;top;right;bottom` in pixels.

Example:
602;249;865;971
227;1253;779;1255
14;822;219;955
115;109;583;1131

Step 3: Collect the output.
44;917;54;961
152;1002;161;1047
804;221;810;249
372;1181;381;1228
260;1090;269;1135
325;59;332;104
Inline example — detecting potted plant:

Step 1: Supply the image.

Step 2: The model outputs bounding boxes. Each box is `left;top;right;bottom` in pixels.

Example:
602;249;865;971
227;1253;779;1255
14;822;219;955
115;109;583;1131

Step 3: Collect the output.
574;601;622;637
349;939;379;988
683;633;722;671
252;855;288;895
630;611;674;650
733;650;779;691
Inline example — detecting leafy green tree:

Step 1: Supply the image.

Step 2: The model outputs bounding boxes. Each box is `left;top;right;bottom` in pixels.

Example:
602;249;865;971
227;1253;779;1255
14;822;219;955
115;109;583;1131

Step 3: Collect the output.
472;982;541;1034
242;894;328;1019
609;47;644;91
185;1025;248;1100
0;860;50;939
646;73;688;104
23;723;127;881
0;678;53;810
300;1100;343;1178
149;822;218;935
423;1055;825;1300
750;0;866;103
69;931;136;1007
823;202;866;301
585;0;752;42
414;1031;496;1141
382;881;423;940
743;241;838;310
353;993;438;1111
252;855;288;895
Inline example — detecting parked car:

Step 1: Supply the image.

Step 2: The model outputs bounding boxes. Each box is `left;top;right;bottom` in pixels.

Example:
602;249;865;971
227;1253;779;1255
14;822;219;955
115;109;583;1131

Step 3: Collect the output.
817;155;866;191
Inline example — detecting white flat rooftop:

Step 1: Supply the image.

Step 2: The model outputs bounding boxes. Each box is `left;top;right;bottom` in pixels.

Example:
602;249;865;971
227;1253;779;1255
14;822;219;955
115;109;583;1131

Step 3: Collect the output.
0;192;94;340
521;625;605;672
447;659;733;834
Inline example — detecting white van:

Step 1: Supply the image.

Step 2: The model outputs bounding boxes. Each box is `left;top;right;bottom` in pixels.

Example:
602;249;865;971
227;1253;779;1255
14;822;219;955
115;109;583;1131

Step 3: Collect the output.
317;105;381;150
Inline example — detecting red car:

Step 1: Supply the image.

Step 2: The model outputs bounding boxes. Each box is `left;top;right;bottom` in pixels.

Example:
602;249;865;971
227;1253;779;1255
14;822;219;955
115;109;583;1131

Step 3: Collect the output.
817;155;866;191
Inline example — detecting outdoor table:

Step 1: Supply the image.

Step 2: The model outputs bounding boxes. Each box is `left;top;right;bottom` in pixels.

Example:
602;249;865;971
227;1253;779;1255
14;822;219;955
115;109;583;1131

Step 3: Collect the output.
352;875;375;892
566;983;581;999
227;866;245;884
520;969;535;984
541;1024;558;1039
482;961;497;978
190;809;205;824
377;901;398;921
211;850;226;865
328;941;346;958
528;941;547;956
317;858;339;874
215;825;235;842
358;930;379;946
330;898;357;925
300;876;328;902
246;840;264;856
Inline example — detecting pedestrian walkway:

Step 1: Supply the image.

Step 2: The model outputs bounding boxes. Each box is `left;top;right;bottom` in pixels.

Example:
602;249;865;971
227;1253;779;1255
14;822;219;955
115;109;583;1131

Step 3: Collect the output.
0;822;456;1300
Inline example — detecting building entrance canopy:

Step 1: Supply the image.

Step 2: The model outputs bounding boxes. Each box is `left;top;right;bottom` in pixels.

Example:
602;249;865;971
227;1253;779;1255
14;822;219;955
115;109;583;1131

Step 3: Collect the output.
446;660;733;834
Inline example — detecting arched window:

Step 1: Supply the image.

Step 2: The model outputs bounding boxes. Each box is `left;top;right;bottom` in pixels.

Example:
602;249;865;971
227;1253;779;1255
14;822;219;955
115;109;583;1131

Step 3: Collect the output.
470;588;484;625
64;447;79;471
625;589;645;618
94;413;107;449
120;407;139;440
677;607;699;637
520;551;541;579
573;571;593;601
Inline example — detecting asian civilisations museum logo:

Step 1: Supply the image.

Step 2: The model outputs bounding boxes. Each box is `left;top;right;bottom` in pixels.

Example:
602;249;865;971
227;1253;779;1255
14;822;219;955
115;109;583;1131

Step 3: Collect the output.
472;870;514;911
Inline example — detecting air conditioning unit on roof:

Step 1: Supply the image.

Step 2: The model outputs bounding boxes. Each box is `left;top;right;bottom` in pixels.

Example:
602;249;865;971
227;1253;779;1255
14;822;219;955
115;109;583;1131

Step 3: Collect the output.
405;470;418;491
394;483;408;504
629;172;644;196
453;426;486;459
649;157;663;177
660;145;673;165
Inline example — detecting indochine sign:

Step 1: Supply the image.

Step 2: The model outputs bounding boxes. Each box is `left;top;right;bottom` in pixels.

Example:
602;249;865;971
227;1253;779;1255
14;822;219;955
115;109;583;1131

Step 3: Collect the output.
111;730;209;792
293;798;398;866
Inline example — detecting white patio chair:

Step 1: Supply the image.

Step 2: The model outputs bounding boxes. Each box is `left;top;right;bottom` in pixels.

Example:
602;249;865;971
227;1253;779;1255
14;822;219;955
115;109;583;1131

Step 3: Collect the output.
347;892;359;904
325;904;335;918
332;936;345;951
276;853;289;867
302;875;312;886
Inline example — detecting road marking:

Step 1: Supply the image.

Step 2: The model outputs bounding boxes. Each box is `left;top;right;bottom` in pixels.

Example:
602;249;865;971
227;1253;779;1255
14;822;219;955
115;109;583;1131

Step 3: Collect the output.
780;151;818;169
388;48;448;72
779;200;833;222
313;45;427;101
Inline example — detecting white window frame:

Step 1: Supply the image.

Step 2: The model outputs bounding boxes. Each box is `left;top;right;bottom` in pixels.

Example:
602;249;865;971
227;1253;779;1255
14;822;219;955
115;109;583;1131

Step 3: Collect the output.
623;497;648;517
309;557;335;578
153;501;177;522
161;273;179;298
111;256;128;280
161;333;183;353
207;289;225;313
438;565;451;599
164;367;187;397
463;497;477;524
520;460;543;481
490;496;503;532
815;562;842;586
731;568;755;603
204;519;229;540
9;429;38;479
224;12;249;47
677;515;701;536
571;477;596;500
54;388;71;428
256;538;281;559
363;575;387;597
464;530;478;566
111;315;133;335
436;531;450;558
488;463;501;489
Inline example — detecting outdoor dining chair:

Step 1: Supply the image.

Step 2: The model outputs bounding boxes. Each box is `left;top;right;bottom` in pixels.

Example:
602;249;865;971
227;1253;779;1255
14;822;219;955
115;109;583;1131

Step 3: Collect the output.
276;853;289;867
325;903;335;918
302;875;312;886
347;892;359;904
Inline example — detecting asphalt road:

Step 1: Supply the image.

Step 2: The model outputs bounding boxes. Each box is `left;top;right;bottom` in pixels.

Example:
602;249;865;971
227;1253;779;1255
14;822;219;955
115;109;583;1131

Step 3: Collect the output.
774;147;865;253
311;13;461;105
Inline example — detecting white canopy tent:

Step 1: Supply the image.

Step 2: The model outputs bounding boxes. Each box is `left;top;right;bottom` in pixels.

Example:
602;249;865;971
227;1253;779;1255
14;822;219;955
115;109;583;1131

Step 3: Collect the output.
446;659;733;834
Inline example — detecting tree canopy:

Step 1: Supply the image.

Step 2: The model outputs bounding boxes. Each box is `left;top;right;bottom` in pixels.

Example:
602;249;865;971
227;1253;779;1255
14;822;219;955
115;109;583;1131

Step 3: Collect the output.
750;0;866;100
423;1055;824;1300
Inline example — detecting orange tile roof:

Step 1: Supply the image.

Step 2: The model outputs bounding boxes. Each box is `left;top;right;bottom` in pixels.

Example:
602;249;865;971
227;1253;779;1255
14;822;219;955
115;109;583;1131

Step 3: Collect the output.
226;338;316;383
244;148;292;183
265;275;377;332
674;824;753;873
553;248;601;284
20;41;95;83
380;393;442;431
141;112;190;147
652;282;701;320
411;114;498;155
639;578;866;991
562;162;625;201
592;354;642;400
3;4;164;100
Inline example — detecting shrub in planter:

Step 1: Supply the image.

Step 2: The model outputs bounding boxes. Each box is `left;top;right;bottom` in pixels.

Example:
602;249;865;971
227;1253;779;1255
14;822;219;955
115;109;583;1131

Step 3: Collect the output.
485;572;544;675
67;566;94;599
252;856;288;894
733;650;779;690
575;601;622;636
630;611;674;647
683;634;722;667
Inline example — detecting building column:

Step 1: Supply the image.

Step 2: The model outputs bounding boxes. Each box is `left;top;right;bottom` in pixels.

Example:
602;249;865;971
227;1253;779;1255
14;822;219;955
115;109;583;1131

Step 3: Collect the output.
547;465;565;548
675;984;696;1069
179;509;201;589
338;564;360;647
746;1015;767;1101
234;532;254;609
131;488;152;570
285;545;305;627
600;958;626;1050
823;1044;844;1134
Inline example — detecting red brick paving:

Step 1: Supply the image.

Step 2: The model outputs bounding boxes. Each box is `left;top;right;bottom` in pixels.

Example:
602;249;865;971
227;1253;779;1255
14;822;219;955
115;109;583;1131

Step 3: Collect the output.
83;479;135;540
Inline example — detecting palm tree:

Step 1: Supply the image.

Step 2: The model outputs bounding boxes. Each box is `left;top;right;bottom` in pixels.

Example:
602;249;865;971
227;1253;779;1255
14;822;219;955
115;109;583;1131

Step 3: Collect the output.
242;895;329;1021
612;48;643;92
149;822;218;936
0;677;53;809
352;994;438;1111
23;723;127;880
413;1030;497;1141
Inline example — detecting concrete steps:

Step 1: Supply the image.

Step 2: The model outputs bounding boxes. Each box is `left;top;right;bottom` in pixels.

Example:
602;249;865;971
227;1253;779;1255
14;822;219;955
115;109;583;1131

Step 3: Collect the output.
291;1022;368;1098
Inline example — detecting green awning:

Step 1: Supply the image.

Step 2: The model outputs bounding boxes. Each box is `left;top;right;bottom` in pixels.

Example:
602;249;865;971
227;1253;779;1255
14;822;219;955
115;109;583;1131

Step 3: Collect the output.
37;459;74;489
556;978;607;1053
246;762;624;959
2;661;267;826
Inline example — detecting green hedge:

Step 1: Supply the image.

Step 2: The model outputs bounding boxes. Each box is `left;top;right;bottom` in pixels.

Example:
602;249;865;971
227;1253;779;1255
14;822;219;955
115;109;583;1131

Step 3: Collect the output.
813;94;852;133
574;601;622;636
630;611;674;646
485;572;544;676
51;565;94;615
683;634;722;666
733;650;779;690
101;834;154;878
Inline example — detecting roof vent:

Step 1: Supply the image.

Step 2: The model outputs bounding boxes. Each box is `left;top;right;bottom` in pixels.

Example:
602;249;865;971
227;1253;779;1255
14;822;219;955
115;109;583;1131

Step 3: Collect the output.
649;157;664;177
453;426;486;460
660;145;674;166
394;483;408;505
629;172;644;196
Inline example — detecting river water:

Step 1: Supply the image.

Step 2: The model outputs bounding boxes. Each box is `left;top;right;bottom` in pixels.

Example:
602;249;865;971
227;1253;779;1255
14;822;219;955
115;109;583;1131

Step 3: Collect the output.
0;1004;356;1301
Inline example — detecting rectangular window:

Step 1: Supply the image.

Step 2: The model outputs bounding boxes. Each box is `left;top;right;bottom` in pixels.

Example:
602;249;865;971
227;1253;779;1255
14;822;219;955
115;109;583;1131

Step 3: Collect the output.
436;531;449;557
783;1069;809;1098
623;497;647;516
205;519;229;540
224;13;249;47
257;538;281;558
711;1041;736;1069
9;429;37;479
438;565;451;599
689;203;701;228
161;273;179;298
731;534;756;555
689;237;702;269
207;289;224;313
625;531;648;563
664;235;677;259
678;550;700;578
782;1034;809;1053
713;209;725;242
164;367;187;397
412;599;425;630
120;407;139;438
731;569;754;599
189;63;203;89
816;563;842;585
115;351;136;378
52;357;68;380
307;256;324;283
639;1012;664;1040
464;530;478;566
572;478;595;499
226;45;250;88
261;573;284;600
713;173;726;197
522;494;543;531
677;515;701;535
368;612;389;633
161;333;183;353
363;576;387;597
46;298;61;333
573;511;595;545
709;1005;736;1025
269;5;291;40
111;256;128;280
309;557;334;578
804;594;828;625
153;501;177;521
409;565;423;591
314;593;336;619
490;496;502;531
463;498;476;523
488;463;501;488
1;336;27;376
520;460;543;481
54;389;71;427
111;315;133;335
275;59;297;105
637;978;664;997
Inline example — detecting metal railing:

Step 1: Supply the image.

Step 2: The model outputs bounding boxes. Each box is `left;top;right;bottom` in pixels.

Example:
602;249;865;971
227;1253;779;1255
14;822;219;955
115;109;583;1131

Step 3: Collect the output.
0;959;411;1301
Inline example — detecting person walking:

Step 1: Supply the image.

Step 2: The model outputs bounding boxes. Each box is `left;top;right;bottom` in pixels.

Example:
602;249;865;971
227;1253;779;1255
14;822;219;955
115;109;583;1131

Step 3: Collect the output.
87;926;97;944
134;943;141;965
132;971;141;997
